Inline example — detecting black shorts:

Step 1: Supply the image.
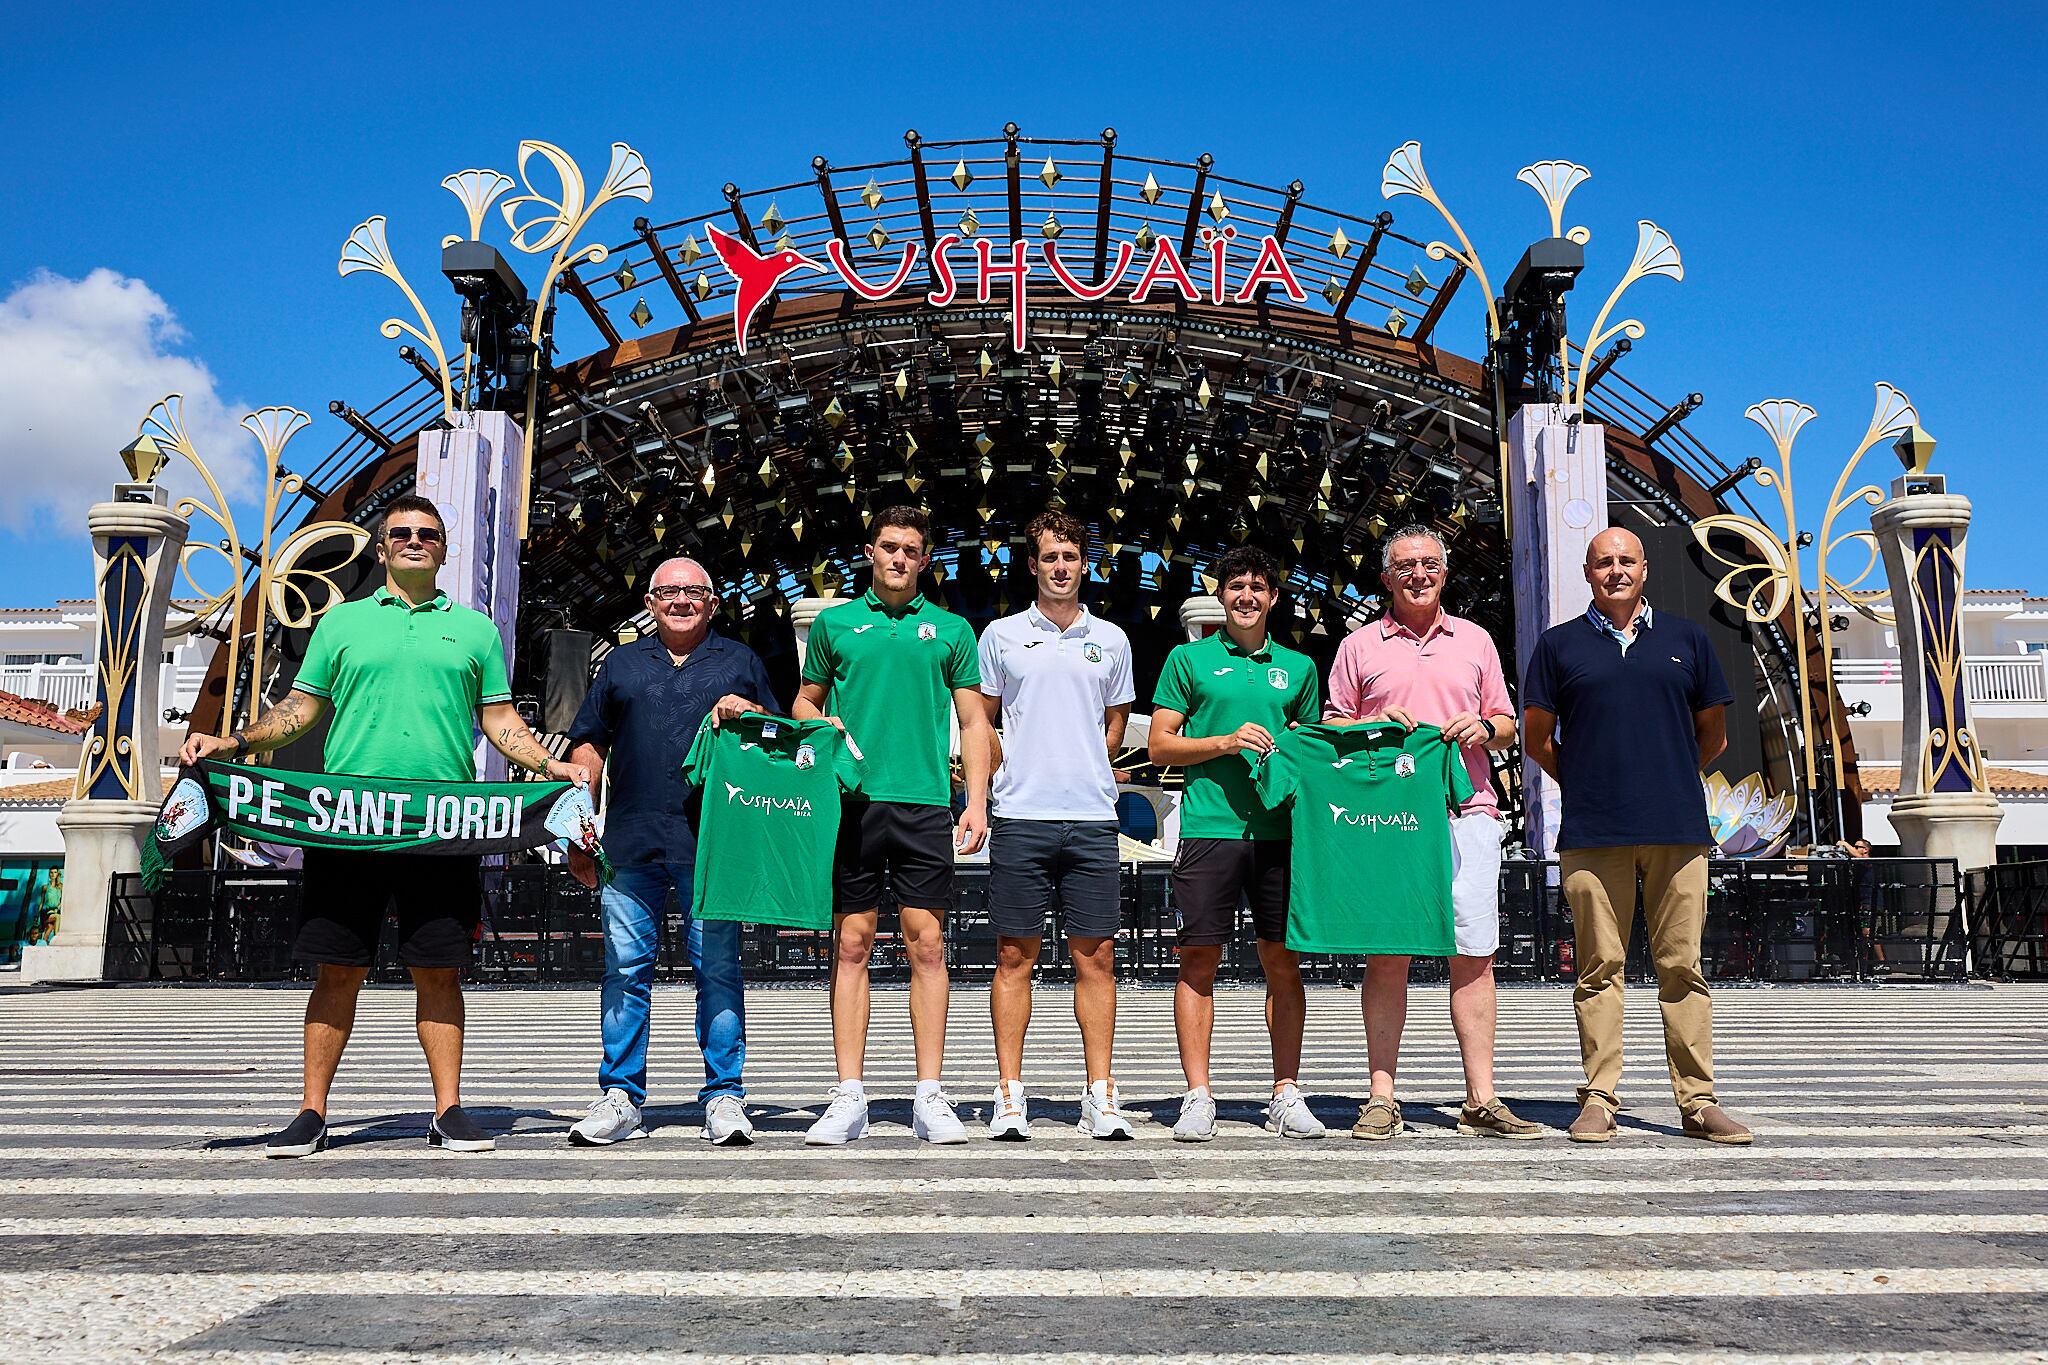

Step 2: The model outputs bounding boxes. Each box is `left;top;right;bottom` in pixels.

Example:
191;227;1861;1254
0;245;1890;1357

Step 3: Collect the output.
835;798;957;913
1170;838;1290;946
987;817;1123;940
295;848;482;970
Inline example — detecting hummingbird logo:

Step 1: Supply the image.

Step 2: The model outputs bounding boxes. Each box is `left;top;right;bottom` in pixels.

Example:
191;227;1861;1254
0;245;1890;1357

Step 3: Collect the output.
1328;803;1349;824
704;223;822;355
725;782;744;803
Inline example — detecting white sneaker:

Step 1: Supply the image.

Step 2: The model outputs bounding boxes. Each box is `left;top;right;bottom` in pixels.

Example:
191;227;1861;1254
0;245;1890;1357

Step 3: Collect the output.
987;1081;1029;1141
701;1093;754;1146
912;1088;969;1144
1172;1088;1217;1142
1079;1080;1136;1140
1264;1084;1327;1139
568;1087;647;1146
804;1085;870;1146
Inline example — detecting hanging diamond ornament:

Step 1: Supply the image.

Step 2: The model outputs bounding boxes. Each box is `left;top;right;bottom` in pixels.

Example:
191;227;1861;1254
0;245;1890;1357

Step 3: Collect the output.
1321;276;1345;306
1135;223;1156;253
1328;228;1352;258
678;234;702;266
978;348;995;379
951;159;973;191
614;264;637;289
1140;172;1162;205
959;207;980;237
1039;156;1061;188
1385;309;1410;337
692;272;713;300
1405;266;1429;297
893;366;910;401
1041;213;1063;240
860;177;884;211
759;202;785;235
1207;190;1229;222
629;297;652;328
867;222;890;250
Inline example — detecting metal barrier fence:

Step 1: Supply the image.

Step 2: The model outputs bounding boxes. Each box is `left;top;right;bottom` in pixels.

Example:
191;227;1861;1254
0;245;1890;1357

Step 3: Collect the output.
105;854;1968;984
1966;859;2048;978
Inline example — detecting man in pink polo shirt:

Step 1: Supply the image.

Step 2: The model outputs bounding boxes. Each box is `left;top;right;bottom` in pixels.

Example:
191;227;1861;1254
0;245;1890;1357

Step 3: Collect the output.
1326;525;1542;1141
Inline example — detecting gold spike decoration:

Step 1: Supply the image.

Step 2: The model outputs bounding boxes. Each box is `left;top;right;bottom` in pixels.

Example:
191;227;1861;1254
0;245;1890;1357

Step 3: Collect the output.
1047;355;1064;385
893;366;910;401
1135;223;1156;253
824;397;846;428
1048;437;1068;460
1406;266;1429;297
866;222;890;250
904;472;924;494
649;511;668;542
614;264;637;289
774;233;794;253
860;178;884;210
1039;156;1061;188
833;442;854;471
699;463;717;494
678;234;702;266
1041;213;1063;240
629;297;652;328
902;431;918;458
976;455;994;481
1196;378;1213;408
757;454;778;484
693;272;713;300
951;159;973;191
959;207;980;237
740;532;753;556
759;202;784;235
1140;172;1162;204
1329;228;1352;258
974;431;994;457
1207;190;1229;222
978;348;995;379
1385;309;1410;337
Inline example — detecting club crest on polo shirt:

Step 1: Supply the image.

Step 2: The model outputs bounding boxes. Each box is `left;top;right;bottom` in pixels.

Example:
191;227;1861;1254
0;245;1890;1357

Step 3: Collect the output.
1396;753;1417;777
918;622;938;641
1267;666;1289;689
1083;642;1103;663
794;743;817;770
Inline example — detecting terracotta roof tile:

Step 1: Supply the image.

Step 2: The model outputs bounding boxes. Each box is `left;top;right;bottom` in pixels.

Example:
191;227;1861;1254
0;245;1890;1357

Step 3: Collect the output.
1858;765;2048;796
0;773;176;805
0;690;92;735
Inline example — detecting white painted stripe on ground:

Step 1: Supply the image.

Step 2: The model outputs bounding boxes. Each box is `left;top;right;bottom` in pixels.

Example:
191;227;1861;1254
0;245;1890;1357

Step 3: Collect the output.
7;1213;2047;1237
105;1353;2048;1365
9;1122;2046;1138
3;1100;2039;1117
10;1174;2047;1198
7;1265;2048;1297
0;1144;2035;1165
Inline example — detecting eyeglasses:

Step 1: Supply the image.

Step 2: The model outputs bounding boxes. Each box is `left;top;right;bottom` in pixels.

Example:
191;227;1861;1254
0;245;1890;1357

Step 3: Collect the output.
648;584;715;604
385;526;444;545
1389;557;1444;578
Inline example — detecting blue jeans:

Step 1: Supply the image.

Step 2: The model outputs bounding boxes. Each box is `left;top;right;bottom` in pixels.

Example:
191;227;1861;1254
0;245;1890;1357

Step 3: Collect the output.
599;861;745;1103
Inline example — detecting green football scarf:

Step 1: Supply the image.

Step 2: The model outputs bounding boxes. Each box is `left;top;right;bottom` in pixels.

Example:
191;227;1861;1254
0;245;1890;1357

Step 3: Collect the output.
140;759;611;891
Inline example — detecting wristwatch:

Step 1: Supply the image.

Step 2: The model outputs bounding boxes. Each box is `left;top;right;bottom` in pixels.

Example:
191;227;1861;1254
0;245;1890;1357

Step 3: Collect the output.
226;730;249;756
1479;716;1500;744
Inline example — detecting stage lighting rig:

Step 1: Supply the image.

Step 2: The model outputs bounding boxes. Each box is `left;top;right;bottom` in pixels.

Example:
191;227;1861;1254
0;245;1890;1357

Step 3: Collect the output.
442;241;536;413
1495;236;1585;407
1705;456;1763;501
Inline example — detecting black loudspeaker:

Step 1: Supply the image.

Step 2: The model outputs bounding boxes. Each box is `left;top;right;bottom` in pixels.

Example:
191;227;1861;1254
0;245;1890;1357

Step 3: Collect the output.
540;630;595;734
1631;517;1767;786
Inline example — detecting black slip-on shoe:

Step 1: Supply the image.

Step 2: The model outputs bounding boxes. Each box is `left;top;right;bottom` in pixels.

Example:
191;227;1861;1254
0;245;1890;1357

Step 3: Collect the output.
266;1109;328;1159
428;1104;496;1152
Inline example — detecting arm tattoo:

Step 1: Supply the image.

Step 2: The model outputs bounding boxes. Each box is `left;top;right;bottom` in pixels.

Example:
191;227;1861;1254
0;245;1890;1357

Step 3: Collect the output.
494;724;555;774
239;694;313;751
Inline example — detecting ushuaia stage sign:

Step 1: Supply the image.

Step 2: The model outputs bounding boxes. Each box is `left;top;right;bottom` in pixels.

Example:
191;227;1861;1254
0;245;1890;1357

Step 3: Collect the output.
706;223;1310;353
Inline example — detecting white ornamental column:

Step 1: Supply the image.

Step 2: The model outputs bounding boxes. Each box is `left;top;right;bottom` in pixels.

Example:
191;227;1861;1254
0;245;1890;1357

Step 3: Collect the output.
25;488;189;982
1871;473;2003;869
417;411;524;780
1178;594;1225;640
1507;403;1609;855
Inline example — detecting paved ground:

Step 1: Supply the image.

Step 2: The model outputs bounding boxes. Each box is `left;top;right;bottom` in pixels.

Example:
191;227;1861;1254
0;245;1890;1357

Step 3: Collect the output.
1;980;2046;1363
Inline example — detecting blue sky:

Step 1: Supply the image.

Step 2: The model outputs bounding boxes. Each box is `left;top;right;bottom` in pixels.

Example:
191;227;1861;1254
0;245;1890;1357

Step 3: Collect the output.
2;2;2043;605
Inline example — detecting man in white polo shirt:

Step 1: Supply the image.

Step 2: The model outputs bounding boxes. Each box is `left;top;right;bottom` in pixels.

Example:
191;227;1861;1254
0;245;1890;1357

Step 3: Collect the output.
978;511;1137;1140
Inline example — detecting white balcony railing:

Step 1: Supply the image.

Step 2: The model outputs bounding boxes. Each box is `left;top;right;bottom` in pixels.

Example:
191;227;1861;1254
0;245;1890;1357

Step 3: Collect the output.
1835;655;2048;704
0;662;209;718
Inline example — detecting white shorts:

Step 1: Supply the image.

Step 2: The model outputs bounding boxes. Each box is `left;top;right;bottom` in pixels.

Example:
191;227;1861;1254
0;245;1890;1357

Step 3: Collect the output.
1449;810;1504;958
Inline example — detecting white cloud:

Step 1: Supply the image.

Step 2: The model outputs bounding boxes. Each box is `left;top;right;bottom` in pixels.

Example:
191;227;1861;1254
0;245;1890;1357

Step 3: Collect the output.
0;269;253;535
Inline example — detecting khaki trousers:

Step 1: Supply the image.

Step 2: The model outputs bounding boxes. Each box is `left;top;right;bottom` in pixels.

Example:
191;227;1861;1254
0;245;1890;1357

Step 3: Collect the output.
1560;845;1716;1118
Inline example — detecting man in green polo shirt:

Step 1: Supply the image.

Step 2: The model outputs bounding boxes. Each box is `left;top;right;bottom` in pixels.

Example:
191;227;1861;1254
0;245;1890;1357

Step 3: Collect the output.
793;505;993;1145
179;493;587;1159
1148;545;1324;1142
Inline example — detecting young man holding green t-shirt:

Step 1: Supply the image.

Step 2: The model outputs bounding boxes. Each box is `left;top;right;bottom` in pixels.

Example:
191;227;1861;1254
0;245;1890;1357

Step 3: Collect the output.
793;506;994;1145
1148;546;1325;1142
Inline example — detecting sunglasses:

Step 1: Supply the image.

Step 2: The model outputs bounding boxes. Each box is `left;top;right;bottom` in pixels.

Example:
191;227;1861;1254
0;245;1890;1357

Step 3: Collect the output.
385;526;445;545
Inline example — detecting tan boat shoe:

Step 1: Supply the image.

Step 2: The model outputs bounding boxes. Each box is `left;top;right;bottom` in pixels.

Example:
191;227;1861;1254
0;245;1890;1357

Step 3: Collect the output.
1350;1095;1403;1141
1682;1104;1754;1145
1458;1097;1545;1140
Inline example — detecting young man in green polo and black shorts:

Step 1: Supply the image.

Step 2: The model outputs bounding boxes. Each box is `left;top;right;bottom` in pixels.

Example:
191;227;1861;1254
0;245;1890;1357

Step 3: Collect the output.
1148;545;1325;1142
793;505;994;1145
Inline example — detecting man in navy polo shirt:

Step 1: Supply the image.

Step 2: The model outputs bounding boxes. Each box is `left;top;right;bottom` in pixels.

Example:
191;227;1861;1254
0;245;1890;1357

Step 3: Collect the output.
1522;527;1753;1146
565;557;779;1147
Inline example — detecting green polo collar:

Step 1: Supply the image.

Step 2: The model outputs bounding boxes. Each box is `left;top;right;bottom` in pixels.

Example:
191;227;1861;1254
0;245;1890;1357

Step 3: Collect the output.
861;588;928;618
1216;631;1274;662
373;585;452;613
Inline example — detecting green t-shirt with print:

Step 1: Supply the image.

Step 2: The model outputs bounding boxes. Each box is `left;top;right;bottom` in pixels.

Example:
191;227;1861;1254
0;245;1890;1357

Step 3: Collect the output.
800;590;979;807
1251;721;1474;955
681;712;863;931
1152;631;1321;839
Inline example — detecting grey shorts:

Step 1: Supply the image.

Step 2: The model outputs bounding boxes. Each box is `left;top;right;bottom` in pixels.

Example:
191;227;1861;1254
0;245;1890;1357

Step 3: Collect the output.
987;817;1123;940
